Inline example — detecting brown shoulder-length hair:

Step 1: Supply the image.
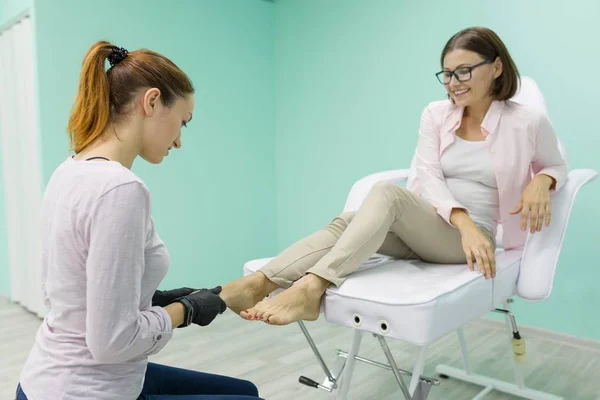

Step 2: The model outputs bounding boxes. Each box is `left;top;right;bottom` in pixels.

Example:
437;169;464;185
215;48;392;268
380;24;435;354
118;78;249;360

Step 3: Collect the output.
67;41;194;154
441;27;520;101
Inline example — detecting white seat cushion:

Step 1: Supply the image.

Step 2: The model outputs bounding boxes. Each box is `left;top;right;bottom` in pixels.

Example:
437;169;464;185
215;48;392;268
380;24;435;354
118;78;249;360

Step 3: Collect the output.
243;249;522;346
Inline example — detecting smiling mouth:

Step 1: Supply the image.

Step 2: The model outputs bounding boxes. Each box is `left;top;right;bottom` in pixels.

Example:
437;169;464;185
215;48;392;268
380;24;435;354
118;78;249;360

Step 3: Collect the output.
453;88;470;97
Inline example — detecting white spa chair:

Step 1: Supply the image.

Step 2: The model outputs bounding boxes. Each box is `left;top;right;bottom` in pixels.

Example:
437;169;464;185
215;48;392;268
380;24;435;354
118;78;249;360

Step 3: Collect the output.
243;77;598;400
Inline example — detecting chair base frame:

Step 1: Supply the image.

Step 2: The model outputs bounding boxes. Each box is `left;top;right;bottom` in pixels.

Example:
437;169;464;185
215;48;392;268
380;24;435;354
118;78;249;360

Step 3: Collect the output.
296;300;563;400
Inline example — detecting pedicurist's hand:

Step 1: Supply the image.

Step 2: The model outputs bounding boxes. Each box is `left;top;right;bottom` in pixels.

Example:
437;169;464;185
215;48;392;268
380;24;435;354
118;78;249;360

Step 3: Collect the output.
509;174;554;234
152;287;197;308
175;286;227;327
451;209;496;279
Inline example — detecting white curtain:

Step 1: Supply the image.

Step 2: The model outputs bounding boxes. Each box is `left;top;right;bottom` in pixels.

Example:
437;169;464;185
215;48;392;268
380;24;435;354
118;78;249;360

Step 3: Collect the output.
0;15;46;318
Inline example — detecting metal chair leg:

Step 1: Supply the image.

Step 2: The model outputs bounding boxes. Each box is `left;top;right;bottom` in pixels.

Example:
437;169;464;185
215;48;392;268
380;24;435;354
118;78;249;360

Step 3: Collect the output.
412;381;433;400
457;328;472;374
297;322;435;399
297;321;338;391
408;345;428;394
436;303;563;400
337;329;363;399
375;334;414;400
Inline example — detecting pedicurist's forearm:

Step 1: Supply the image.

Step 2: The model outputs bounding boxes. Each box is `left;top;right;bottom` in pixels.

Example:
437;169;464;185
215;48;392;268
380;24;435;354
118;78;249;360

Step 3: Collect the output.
165;302;185;329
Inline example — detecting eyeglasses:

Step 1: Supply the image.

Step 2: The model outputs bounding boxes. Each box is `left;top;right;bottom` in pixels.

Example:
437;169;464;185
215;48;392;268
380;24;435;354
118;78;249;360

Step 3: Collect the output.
435;59;493;85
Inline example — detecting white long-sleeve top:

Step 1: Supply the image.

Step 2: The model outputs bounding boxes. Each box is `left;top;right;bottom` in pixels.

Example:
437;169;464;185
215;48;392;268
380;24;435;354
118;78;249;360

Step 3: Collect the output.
440;136;501;237
19;156;173;400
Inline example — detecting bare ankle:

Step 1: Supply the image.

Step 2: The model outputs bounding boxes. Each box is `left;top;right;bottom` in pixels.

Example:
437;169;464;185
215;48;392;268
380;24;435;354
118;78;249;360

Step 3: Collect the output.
300;273;331;293
252;271;269;283
253;272;279;294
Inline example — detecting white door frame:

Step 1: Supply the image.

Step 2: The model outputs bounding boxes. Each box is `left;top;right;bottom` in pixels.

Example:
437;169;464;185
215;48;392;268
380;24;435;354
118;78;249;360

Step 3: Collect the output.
0;13;45;317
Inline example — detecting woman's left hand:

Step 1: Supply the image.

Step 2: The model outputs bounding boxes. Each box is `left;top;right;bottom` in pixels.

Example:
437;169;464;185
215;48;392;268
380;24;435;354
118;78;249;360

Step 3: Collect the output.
152;287;197;307
509;174;555;233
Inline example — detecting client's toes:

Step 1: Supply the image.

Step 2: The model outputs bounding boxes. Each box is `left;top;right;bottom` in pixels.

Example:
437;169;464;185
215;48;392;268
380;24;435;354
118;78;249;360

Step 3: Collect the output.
242;303;263;321
264;313;280;325
254;309;267;322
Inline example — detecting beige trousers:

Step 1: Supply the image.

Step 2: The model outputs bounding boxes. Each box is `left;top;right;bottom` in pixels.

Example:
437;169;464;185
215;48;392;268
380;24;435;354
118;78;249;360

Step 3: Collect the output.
260;182;496;288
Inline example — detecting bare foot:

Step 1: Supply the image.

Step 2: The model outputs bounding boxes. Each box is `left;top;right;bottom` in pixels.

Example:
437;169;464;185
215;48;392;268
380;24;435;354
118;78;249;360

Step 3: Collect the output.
219;272;278;315
243;274;331;325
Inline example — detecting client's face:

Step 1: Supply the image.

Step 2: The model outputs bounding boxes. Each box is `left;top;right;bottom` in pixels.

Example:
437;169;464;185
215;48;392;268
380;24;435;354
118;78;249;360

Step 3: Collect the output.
441;49;499;108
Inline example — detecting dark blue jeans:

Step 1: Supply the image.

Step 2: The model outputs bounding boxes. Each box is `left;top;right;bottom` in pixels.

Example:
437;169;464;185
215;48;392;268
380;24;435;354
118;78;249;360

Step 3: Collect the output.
16;362;262;400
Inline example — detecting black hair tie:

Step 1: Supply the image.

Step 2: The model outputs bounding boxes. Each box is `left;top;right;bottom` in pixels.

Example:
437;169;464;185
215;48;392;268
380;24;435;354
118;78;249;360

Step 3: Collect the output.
107;46;128;67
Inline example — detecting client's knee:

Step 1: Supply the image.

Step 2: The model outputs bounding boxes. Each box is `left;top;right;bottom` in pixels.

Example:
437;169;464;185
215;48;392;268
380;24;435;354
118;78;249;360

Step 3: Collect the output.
369;181;405;199
326;211;356;236
338;211;356;224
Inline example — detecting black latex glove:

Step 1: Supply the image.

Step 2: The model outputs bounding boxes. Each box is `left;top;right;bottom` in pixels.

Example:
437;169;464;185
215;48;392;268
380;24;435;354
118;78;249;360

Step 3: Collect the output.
152;287;197;308
175;286;227;327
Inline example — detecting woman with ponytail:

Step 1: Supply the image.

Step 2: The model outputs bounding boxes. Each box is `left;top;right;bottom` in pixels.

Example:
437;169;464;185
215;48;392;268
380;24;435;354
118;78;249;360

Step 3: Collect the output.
16;42;262;400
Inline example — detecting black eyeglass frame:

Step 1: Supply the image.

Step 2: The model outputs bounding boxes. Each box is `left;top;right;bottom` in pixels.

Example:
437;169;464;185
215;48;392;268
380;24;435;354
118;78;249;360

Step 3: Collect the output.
435;59;494;84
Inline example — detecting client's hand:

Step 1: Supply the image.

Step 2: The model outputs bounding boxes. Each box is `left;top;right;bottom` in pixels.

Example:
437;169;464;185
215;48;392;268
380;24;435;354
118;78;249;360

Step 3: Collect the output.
509;174;554;234
451;209;495;279
459;224;496;279
152;287;197;308
175;287;227;327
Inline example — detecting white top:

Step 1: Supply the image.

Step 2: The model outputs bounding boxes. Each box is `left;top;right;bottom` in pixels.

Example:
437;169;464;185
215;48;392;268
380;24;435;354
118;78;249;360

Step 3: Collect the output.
19;157;174;400
440;135;500;236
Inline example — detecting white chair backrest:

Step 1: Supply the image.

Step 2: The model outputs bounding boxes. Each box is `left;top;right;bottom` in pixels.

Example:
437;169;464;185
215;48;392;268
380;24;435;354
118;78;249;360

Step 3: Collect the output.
512;76;548;113
511;77;568;168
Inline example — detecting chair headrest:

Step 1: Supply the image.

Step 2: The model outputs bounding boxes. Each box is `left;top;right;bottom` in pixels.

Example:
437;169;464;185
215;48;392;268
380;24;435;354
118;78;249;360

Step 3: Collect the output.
512;76;567;167
511;76;548;113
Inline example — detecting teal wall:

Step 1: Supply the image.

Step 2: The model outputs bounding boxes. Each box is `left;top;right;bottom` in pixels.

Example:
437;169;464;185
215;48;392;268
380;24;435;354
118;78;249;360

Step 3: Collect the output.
274;0;600;340
0;0;34;297
2;0;599;341
32;0;276;290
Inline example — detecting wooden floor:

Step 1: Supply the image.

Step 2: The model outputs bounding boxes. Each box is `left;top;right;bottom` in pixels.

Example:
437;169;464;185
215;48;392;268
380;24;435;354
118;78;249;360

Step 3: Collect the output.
1;296;599;400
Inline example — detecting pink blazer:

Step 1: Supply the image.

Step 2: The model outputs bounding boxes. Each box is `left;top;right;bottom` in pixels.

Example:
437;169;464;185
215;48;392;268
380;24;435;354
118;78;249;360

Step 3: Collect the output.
407;99;568;250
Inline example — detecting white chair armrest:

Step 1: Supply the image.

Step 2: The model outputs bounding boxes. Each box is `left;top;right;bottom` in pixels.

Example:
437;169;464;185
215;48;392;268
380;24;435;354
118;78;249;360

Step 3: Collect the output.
517;169;598;301
343;169;411;212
